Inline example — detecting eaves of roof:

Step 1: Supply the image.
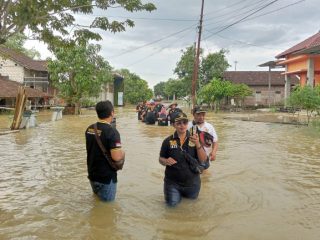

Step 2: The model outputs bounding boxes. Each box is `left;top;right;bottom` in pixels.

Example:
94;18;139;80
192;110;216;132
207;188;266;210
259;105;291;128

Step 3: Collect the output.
0;46;47;72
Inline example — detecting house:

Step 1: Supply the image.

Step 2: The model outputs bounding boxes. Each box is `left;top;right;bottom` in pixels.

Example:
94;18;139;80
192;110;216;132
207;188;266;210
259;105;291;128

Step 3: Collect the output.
0;46;54;95
0;46;124;107
223;71;299;107
0;75;49;107
90;73;124;106
275;31;320;97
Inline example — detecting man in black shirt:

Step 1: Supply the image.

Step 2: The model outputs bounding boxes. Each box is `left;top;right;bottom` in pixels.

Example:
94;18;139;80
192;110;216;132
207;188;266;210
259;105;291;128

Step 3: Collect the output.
85;101;125;202
159;112;207;207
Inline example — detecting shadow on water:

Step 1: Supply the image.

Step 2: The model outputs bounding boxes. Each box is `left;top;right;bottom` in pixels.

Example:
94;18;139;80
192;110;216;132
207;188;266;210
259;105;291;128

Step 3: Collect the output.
0;108;319;239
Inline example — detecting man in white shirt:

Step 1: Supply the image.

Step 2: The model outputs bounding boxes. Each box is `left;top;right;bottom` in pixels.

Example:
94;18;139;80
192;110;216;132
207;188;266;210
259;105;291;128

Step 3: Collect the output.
188;106;218;169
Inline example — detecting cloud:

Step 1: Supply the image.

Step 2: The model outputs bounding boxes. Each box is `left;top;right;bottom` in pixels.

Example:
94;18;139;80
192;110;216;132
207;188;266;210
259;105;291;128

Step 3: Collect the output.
26;0;319;88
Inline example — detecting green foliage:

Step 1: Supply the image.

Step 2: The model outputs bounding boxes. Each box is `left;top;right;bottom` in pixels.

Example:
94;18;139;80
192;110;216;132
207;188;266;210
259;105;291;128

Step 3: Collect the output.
173;45;196;96
0;0;156;47
164;78;186;100
288;85;320;124
118;69;153;104
200;49;230;85
172;45;230;97
198;79;252;111
47;43;113;114
4;33;40;59
154;81;167;99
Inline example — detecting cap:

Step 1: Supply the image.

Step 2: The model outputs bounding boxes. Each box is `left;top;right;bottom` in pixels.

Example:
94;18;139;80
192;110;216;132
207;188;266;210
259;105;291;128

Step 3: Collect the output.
192;106;206;114
175;112;188;122
169;102;178;108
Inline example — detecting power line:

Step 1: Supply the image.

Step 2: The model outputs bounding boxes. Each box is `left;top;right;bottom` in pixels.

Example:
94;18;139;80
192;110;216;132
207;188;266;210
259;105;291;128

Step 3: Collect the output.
204;0;268;29
238;0;306;22
203;0;305;48
124;27;196;68
109;23;197;58
202;0;280;41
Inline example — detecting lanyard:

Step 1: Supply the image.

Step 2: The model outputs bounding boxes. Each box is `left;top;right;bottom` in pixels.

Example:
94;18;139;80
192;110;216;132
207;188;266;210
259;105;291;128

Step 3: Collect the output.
179;136;187;151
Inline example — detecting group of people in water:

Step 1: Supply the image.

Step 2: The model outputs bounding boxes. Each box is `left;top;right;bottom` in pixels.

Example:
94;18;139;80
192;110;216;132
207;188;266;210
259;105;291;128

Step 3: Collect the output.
136;100;183;126
85;100;218;207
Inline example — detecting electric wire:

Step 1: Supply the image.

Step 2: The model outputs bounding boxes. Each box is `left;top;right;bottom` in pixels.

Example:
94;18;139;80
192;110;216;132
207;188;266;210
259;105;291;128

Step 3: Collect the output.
202;0;280;41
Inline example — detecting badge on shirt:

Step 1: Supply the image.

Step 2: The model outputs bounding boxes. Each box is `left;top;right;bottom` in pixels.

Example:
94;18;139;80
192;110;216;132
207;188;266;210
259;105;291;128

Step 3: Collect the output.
169;140;178;149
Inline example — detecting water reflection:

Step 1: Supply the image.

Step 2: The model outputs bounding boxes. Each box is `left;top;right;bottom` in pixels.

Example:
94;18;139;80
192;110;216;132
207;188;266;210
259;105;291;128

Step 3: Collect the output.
0;108;319;239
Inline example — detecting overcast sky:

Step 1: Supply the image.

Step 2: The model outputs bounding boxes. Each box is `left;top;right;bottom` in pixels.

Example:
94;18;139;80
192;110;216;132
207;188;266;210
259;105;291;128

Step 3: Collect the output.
26;0;319;88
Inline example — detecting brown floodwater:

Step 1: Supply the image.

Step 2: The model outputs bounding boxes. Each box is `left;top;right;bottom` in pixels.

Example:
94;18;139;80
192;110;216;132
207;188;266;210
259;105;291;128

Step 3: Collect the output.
0;107;319;239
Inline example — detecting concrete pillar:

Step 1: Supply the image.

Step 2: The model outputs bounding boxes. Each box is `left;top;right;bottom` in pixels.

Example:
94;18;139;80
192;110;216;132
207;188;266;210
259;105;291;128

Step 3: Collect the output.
50;106;65;121
284;65;291;107
307;58;315;87
20;110;37;129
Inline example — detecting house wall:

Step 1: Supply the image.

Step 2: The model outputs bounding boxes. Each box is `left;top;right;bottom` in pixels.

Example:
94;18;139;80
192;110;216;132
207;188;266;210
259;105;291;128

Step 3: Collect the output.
286;55;320;87
242;85;286;106
0;57;24;83
287;58;307;72
90;82;114;105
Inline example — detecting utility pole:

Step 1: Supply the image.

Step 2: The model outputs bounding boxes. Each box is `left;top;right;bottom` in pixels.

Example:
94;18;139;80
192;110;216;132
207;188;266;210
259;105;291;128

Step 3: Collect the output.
234;61;238;71
191;0;205;108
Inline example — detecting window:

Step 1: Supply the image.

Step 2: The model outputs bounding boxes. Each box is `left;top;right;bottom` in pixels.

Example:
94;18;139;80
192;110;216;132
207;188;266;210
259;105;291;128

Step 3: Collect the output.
255;91;261;102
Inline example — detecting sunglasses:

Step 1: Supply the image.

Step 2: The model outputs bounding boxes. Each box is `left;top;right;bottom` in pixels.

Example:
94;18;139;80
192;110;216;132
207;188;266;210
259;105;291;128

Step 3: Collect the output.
175;120;188;125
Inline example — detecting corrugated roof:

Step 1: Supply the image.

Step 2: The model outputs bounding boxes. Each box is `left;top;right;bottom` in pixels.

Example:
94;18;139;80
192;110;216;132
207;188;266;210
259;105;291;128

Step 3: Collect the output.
0;77;50;98
276;31;320;58
0;46;47;72
223;71;299;86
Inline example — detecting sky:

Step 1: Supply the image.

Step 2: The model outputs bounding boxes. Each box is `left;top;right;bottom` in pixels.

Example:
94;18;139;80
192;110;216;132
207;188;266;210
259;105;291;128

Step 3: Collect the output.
25;0;319;89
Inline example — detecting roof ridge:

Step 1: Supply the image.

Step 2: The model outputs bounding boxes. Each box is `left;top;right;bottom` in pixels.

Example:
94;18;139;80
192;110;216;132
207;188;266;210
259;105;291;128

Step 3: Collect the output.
276;31;320;58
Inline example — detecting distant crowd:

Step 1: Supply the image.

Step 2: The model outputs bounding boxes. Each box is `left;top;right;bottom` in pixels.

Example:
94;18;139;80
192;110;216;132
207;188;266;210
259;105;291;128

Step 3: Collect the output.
136;100;183;126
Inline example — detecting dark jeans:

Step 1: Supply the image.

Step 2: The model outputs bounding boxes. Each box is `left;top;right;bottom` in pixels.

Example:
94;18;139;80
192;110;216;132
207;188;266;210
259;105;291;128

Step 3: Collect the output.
90;180;117;202
164;179;201;207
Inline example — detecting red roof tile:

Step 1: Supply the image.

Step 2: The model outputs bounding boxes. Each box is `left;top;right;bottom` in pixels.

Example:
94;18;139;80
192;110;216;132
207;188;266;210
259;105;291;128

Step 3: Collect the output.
0;46;47;72
276;31;320;58
223;71;299;86
0;77;50;98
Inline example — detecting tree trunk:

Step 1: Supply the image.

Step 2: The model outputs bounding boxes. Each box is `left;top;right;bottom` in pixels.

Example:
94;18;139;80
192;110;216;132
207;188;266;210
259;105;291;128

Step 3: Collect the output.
74;102;81;115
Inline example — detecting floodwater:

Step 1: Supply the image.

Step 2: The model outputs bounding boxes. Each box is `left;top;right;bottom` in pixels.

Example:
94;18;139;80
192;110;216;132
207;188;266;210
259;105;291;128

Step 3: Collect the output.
0;107;319;240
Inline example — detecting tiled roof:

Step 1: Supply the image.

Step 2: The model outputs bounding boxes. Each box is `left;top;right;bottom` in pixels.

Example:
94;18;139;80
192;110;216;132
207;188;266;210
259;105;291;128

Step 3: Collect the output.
223;71;299;86
276;31;320;58
0;46;47;72
0;77;50;98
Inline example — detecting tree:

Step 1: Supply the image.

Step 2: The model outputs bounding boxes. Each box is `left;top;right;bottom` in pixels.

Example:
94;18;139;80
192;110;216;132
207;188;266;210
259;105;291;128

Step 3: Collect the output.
0;0;156;47
229;83;253;107
4;33;40;59
288;86;320;124
173;45;197;96
200;49;230;85
173;45;230;97
154;81;166;99
163;78;185;100
198;79;251;111
48;44;113;114
118;69;153;104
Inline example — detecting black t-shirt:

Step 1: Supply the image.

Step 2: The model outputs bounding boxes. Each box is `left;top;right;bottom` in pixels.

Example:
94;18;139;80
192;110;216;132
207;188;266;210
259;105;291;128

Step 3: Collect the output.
85;122;122;183
168;108;182;123
160;131;200;186
145;109;157;124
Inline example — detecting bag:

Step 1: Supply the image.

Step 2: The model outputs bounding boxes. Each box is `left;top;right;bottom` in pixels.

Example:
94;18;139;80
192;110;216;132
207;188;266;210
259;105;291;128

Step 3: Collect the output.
93;123;125;171
182;150;205;174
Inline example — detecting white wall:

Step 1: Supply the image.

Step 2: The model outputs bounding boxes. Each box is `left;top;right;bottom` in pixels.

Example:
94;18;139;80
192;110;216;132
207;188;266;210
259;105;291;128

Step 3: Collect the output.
90;82;114;105
0;57;24;83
